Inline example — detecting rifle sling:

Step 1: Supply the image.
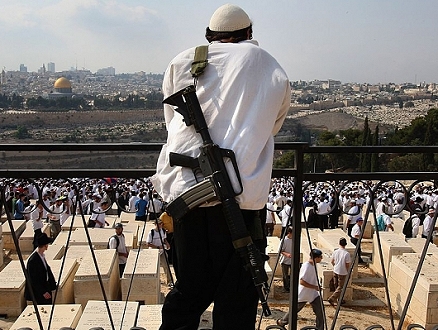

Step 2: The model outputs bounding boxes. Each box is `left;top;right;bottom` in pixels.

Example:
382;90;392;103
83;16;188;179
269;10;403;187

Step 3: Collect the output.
190;45;209;86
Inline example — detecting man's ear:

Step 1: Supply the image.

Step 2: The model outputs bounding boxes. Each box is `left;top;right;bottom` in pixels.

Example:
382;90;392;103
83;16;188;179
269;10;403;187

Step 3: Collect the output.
246;27;253;40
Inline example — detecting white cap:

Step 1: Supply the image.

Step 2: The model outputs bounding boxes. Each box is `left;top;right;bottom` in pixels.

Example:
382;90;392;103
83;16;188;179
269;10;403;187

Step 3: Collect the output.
208;4;251;32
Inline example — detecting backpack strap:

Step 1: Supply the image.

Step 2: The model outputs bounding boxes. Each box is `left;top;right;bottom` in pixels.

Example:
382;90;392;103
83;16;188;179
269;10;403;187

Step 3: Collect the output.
190;45;209;87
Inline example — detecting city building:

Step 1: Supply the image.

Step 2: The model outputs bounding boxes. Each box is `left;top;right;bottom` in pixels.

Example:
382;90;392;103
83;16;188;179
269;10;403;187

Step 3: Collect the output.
0;69;5;85
97;67;116;76
19;64;27;72
47;62;55;73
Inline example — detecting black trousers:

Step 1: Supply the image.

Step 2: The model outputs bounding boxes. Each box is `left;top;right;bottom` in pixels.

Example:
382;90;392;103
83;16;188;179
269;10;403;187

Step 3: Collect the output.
160;205;265;330
350;237;363;262
33;228;42;250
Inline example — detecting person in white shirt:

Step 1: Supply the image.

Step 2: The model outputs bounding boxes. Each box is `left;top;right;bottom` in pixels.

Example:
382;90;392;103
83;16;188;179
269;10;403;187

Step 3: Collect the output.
265;200;277;236
328;238;351;306
317;197;330;230
279;200;292;238
89;201;109;228
128;191;140;212
108;223;128;277
151;4;290;329
147;219;171;284
345;200;362;237
382;213;394;231
47;197;65;239
411;214;421;238
277;249;325;329
279;226;293;292
422;208;435;242
148;193;163;220
274;191;288;211
375;196;387;217
27;200;44;250
350;218;365;263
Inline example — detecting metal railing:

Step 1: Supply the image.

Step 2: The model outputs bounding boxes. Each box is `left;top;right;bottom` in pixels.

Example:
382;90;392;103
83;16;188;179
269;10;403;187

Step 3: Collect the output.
1;142;438;330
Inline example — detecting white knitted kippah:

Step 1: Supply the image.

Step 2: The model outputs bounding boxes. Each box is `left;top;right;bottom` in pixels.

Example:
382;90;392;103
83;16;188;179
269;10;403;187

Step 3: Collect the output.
208;4;251;32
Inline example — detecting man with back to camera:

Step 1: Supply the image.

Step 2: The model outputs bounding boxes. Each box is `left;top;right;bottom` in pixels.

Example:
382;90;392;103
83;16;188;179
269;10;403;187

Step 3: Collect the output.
151;3;290;329
327;237;351;307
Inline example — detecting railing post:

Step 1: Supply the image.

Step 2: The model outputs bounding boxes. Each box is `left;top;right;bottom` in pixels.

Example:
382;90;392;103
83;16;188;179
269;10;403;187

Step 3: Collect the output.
288;144;305;329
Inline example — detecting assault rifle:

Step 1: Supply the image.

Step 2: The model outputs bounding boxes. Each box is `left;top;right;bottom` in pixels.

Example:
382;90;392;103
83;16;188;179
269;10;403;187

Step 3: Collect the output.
163;85;271;317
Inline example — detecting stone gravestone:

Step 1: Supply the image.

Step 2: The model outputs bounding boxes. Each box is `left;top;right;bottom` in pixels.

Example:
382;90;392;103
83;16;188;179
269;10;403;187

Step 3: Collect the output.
63;245;93;264
121;249;161;304
19;222;50;253
370;232;413;277
10;304;82;330
42;241;66;261
0;260;26;316
68;227;134;250
61;215;83;231
73;249;120;308
75;300;139;330
136;304;163;330
2;220;27;250
50;259;78;304
0;236;4;266
389;253;438;330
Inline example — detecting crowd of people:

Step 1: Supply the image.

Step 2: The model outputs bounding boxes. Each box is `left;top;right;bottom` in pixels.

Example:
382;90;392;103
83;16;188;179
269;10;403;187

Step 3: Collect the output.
3;178;437;330
269;178;438;328
268;177;438;237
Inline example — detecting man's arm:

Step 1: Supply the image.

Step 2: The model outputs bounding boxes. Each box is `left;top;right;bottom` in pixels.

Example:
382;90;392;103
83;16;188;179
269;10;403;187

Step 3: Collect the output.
300;278;319;291
385;216;394;231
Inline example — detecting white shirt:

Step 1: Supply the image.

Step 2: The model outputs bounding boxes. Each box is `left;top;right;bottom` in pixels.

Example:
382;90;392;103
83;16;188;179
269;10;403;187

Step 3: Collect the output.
151;40;290;210
128;195;140;212
109;234;127;265
317;200;330;215
28;205;43;231
411;215;420;238
375;201;386;217
90;206;106;228
423;214;434;237
279;236;293;265
347;205;362;224
147;228;167;249
351;223;362;238
332;248;351;276
298;261;319;303
266;202;277;224
148;198;163;213
383;214;393;231
279;203;292;227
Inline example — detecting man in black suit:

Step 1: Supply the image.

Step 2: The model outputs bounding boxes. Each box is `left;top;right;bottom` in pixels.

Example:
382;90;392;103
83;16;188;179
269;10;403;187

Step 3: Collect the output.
25;233;57;304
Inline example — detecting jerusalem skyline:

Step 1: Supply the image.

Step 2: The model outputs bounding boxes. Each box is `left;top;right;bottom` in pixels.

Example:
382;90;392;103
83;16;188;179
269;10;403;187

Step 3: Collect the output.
1;1;437;85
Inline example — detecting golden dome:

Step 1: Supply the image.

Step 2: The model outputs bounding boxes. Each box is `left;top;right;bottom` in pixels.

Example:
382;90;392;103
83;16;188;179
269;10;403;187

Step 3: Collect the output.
54;77;72;89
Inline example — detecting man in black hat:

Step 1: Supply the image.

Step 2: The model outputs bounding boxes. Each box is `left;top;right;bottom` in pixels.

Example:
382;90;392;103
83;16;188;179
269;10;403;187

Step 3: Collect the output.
25;233;57;304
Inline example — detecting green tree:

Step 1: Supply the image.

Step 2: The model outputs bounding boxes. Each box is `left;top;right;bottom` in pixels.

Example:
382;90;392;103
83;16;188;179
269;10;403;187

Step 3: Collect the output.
371;125;379;172
359;116;372;171
15;125;30;139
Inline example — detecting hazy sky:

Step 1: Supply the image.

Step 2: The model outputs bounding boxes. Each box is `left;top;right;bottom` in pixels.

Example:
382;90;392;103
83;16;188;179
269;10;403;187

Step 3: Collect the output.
1;0;437;84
